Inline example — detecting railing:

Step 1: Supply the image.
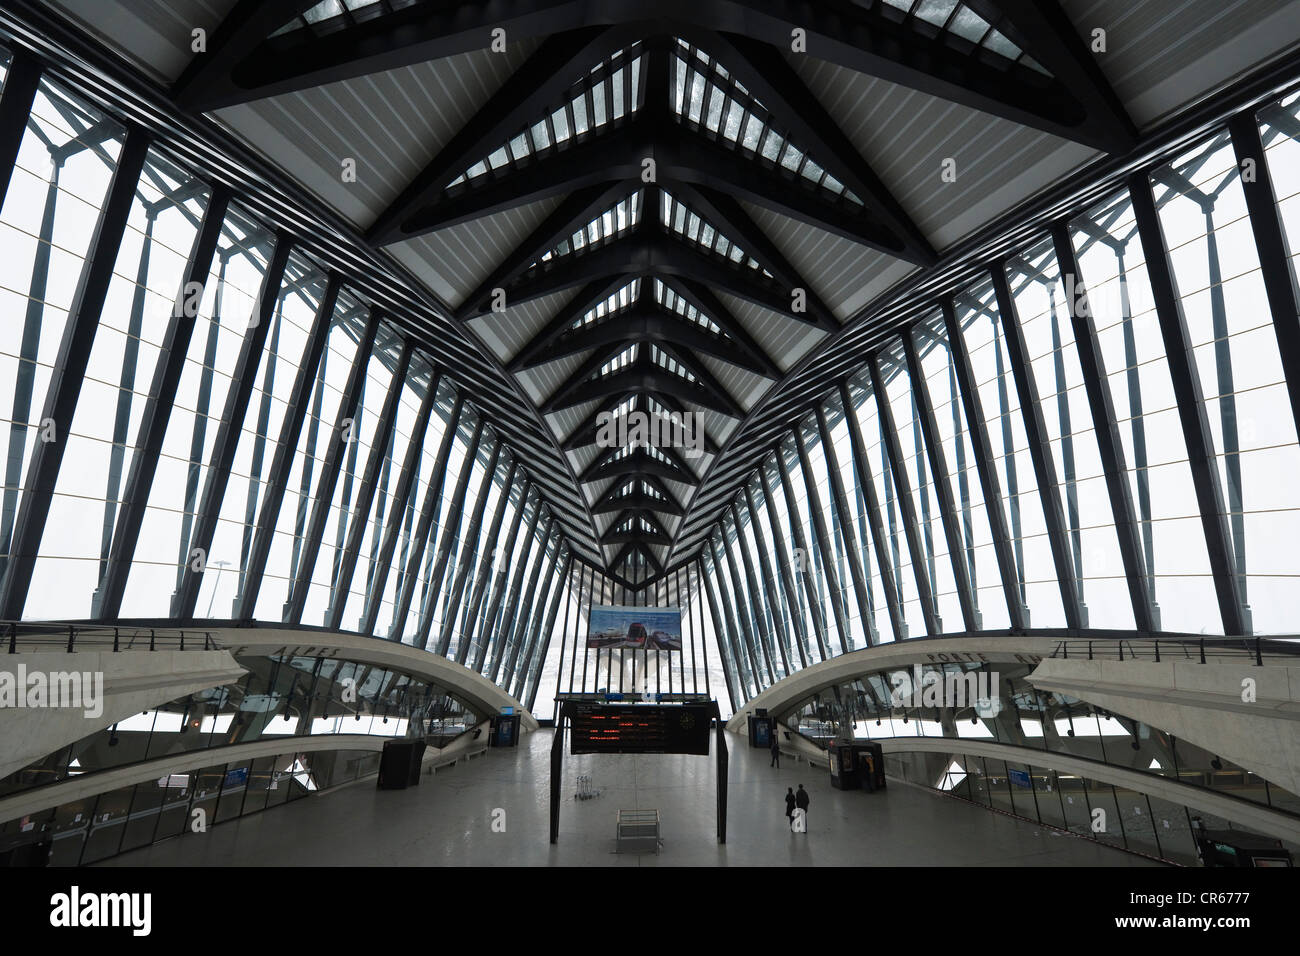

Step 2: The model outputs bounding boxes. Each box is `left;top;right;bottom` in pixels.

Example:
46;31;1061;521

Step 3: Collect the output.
3;620;222;654
1050;635;1300;667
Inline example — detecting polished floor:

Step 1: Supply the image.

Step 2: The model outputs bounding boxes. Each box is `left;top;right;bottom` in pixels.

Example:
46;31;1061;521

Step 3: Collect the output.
101;731;1160;866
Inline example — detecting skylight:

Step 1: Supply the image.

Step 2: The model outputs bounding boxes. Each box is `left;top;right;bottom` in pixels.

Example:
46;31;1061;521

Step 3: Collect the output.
651;344;696;383
537;193;642;266
660;188;771;278
653;279;720;333
672;39;866;207
598;343;639;376
447;46;643;190
872;0;1049;75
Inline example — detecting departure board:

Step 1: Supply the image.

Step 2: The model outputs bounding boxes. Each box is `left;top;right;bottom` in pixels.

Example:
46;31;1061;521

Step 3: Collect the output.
570;703;713;755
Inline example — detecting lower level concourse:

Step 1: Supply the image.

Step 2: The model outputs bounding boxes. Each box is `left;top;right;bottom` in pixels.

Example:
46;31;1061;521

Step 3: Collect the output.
97;729;1158;868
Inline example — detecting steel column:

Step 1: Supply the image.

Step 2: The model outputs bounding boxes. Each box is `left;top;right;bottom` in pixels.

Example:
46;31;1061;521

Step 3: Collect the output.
902;332;979;632
1049;221;1157;632
1128;171;1249;635
989;264;1083;629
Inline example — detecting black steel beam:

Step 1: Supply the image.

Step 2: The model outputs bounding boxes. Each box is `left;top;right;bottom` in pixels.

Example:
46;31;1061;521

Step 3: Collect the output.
360;365;442;635
989;261;1083;629
864;356;941;636
0;129;149;618
545;352;740;417
698;554;743;706
503;516;557;690
97;188;234;619
456;182;635;313
792;425;851;656
741;482;795;675
1128;171;1248;635
701;30;936;264
512;541;564;707
468;231;816;325
474;480;532;672
770;449;829;660
582;450;696;486
1229;114;1300;462
728;500;780;680
387;395;463;641
755;463;809;669
902;331;979;632
940;298;1025;629
406;123;653;240
524;307;775;378
439;438;503;660
282;308;381;624
528;549;572;711
707;533;761;692
173;245;297;621
178;3;611;113
0;51;41;208
505;276;634;370
562;396;720;456
964;0;1138;153
813;403;879;646
326;342;413;631
487;490;543;675
835;382;905;642
660;277;782;379
460;459;520;666
1049;221;1156;633
591;485;684;517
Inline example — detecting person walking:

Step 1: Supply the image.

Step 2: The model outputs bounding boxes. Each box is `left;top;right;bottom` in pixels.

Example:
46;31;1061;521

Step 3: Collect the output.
795;783;810;830
769;732;780;768
784;787;797;830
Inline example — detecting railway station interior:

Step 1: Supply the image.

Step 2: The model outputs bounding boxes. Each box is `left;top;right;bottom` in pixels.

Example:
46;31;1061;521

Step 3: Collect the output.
1;0;1300;872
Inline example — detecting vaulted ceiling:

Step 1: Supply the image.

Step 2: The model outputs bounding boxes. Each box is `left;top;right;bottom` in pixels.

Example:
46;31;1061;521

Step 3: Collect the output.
40;0;1300;587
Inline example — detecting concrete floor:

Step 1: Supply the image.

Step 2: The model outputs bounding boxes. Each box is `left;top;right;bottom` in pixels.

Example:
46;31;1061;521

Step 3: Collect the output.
101;731;1161;866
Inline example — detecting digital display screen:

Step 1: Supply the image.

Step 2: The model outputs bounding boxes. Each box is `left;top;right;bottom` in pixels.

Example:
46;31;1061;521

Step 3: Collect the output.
570;703;712;755
586;605;682;650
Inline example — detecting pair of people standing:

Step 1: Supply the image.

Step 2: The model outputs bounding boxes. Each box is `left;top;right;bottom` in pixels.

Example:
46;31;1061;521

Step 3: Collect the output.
784;785;809;831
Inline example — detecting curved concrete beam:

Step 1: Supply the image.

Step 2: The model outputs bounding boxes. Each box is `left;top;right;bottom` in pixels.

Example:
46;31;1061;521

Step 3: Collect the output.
1028;657;1300;798
214;627;538;730
725;636;1058;733
0;725;489;823
0;649;244;780
870;736;1300;846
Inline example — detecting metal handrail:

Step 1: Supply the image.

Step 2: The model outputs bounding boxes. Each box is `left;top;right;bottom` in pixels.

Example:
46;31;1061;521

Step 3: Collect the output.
1051;635;1300;666
2;619;222;654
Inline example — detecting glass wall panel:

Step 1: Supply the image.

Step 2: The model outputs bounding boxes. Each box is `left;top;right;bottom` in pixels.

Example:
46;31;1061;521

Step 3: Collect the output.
1005;241;1133;629
253;291;368;622
877;339;963;632
194;251;328;620
843;376;925;637
1152;131;1300;634
0;81;124;602
25;149;209;618
955;279;1064;627
337;354;433;631
300;321;402;626
1070;190;1218;632
119;203;272;616
911;313;1009;628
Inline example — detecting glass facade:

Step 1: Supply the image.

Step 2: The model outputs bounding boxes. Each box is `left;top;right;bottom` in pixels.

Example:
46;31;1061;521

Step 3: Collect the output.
701;88;1300;707
0;58;580;716
785;658;1300;864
